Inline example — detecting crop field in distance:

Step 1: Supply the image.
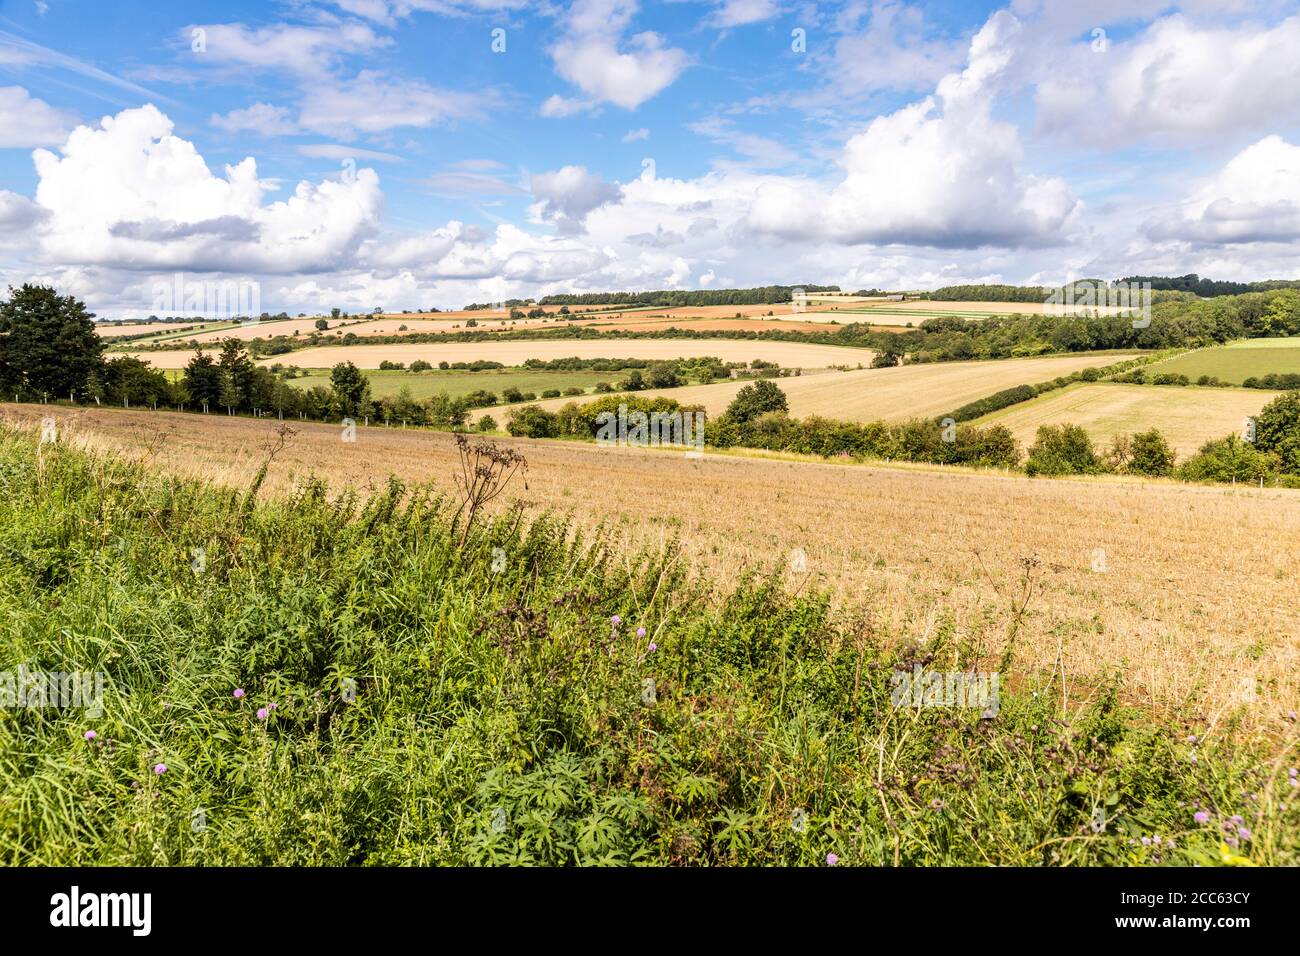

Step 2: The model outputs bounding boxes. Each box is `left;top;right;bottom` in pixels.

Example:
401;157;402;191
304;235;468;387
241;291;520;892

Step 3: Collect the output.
1146;338;1300;384
977;382;1276;457
472;353;1136;424
287;367;619;401
123;338;874;370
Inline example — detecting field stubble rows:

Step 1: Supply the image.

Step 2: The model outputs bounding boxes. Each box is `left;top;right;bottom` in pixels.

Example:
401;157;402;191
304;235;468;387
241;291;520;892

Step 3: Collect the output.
469;352;1138;425
7;403;1298;737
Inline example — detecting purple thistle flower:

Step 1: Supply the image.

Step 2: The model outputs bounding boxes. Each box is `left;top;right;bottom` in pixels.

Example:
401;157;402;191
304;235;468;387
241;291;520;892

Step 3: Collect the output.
233;688;245;699
825;852;838;866
1238;827;1252;840
257;707;268;720
153;763;166;774
611;615;621;627
648;642;657;653
1194;811;1209;824
268;702;277;711
636;627;646;638
83;730;97;741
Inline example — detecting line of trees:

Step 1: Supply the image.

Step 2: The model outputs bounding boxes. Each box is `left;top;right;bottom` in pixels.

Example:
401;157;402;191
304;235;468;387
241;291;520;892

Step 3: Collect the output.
536;285;841;307
1120;274;1300;298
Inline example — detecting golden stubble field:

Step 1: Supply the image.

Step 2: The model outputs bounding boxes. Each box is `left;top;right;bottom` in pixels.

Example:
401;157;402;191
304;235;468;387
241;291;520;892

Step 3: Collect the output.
7;403;1298;738
981;383;1277;457
469;353;1138;425
125;339;874;370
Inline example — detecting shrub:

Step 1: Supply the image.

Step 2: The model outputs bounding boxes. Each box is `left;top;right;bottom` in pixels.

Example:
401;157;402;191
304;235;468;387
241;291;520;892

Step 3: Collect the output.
1253;390;1300;472
1244;373;1300;390
1108;429;1176;476
461;390;498;409
476;415;497;432
502;387;525;403
1178;435;1278;483
409;360;433;372
540;389;562;399
505;404;556;438
724;380;788;424
1025;424;1102;477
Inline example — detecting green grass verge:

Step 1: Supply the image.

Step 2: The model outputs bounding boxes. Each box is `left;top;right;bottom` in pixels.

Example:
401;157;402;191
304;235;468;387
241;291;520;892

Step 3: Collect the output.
0;428;1294;865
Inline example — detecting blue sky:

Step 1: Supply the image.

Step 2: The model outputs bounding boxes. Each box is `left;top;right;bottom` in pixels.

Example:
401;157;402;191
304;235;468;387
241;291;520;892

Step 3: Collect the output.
2;0;1300;316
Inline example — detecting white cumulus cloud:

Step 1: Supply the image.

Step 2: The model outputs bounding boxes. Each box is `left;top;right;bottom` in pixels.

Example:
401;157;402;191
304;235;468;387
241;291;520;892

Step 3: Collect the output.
548;0;689;111
1145;135;1300;245
0;85;77;147
29;104;383;275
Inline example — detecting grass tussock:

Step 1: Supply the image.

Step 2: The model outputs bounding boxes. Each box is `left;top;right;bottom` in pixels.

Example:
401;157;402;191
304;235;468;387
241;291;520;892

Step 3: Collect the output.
0;425;1295;866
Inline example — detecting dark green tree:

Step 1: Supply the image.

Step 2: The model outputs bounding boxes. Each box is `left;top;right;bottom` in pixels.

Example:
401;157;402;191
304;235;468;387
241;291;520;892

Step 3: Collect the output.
0;284;106;400
103;356;174;407
724;379;789;423
216;338;255;411
329;361;371;416
182;349;222;409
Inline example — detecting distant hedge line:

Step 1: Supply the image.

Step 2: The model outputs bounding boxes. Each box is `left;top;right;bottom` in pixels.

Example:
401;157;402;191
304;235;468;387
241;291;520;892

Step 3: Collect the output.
943;354;1168;423
1110;370;1300;391
504;384;1300;489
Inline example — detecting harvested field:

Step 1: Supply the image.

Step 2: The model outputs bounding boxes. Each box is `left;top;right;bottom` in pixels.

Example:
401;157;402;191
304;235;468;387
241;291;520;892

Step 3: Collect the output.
288;367;615;400
472;353;1138;424
124;339;873;370
6;402;1297;734
579;318;846;333
978;382;1276;457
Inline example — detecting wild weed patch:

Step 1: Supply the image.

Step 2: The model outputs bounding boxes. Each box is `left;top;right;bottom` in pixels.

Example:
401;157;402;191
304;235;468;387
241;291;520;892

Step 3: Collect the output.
0;427;1294;865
